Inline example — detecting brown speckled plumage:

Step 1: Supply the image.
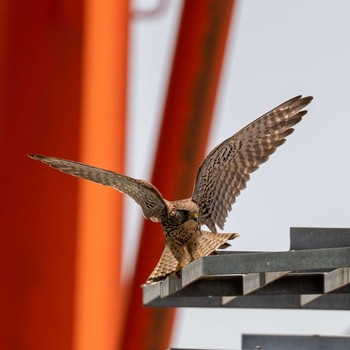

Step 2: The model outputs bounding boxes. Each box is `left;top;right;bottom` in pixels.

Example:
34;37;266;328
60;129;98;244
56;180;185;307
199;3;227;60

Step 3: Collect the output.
147;231;239;283
192;95;313;232
29;95;313;283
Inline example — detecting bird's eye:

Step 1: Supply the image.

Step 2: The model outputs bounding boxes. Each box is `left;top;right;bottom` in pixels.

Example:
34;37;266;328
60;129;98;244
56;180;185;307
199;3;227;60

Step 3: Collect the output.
175;209;189;223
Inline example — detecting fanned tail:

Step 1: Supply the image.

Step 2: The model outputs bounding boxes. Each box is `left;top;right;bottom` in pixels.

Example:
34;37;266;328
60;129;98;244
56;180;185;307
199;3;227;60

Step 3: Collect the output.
191;231;239;260
146;244;178;284
146;231;239;284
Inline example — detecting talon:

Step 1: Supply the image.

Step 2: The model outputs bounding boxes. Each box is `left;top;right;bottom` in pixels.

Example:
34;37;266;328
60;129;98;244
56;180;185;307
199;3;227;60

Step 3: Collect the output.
175;262;182;272
174;261;183;279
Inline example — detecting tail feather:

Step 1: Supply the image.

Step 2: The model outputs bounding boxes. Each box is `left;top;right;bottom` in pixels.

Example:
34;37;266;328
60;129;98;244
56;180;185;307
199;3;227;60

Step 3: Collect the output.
216;242;231;250
146;231;239;284
191;231;239;259
146;244;178;284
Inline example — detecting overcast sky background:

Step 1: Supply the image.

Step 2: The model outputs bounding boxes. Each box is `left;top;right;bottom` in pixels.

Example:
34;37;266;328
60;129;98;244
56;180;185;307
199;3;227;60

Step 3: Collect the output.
127;1;350;348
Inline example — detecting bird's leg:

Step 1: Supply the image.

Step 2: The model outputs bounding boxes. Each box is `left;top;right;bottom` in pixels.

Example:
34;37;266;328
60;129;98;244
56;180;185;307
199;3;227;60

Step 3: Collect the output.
175;261;182;272
174;261;182;279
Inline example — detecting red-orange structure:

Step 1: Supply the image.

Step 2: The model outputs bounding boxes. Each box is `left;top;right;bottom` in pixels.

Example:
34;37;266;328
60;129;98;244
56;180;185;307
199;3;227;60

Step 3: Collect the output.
0;0;235;349
0;2;84;349
0;0;128;349
73;0;128;349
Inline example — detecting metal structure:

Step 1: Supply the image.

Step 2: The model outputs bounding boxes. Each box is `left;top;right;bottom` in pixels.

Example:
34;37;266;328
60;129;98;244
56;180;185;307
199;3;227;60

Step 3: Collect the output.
242;334;350;350
168;334;350;350
143;228;350;310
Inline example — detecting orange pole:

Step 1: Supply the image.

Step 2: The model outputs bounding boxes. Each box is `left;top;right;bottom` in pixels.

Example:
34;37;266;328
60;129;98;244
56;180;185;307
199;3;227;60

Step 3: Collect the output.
73;1;128;350
0;1;128;349
121;1;235;349
0;1;83;349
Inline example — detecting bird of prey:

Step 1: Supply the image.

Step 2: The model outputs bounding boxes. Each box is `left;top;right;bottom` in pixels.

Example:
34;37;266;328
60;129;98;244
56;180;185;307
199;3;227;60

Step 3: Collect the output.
29;95;312;283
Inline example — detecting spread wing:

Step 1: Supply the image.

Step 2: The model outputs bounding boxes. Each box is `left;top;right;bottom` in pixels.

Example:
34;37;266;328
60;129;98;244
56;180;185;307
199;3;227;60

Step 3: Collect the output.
29;154;168;222
192;95;313;233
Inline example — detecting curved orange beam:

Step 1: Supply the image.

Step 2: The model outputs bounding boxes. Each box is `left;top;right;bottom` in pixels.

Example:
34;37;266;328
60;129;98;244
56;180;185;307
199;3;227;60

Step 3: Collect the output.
73;0;128;349
121;1;235;349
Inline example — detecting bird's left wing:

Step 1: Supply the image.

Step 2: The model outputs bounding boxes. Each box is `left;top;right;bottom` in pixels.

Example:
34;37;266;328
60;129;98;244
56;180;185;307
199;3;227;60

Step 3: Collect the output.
191;95;313;233
29;154;168;222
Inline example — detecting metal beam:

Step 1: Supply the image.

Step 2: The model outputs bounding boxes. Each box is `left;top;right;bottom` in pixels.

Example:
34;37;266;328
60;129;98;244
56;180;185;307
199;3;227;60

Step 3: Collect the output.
147;293;350;310
143;228;350;310
290;227;350;250
242;334;350;350
242;271;290;295
144;247;350;299
300;267;350;306
145;272;341;300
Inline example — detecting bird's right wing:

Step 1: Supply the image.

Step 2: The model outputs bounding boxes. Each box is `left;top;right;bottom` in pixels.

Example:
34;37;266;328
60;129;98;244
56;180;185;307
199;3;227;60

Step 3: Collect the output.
192;95;313;233
29;154;168;222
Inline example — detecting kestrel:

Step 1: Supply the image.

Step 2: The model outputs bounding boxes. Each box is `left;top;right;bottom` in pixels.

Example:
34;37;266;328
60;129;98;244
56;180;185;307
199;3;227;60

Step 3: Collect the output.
29;95;312;283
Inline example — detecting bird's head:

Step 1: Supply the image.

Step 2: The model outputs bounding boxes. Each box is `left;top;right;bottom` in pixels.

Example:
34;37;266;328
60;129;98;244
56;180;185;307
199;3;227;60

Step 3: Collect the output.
172;209;198;224
169;201;199;226
169;209;198;231
165;199;200;229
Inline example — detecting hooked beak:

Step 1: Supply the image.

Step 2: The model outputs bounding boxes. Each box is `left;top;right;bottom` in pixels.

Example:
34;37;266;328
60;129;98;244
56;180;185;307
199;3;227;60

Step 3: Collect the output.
189;212;198;222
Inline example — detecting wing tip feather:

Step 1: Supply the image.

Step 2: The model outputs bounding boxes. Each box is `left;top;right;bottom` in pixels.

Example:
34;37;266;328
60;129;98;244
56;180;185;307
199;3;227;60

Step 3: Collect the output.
28;154;43;161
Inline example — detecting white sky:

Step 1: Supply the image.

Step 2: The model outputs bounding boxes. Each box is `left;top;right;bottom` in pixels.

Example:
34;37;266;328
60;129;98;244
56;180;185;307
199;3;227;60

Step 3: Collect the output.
128;1;350;348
